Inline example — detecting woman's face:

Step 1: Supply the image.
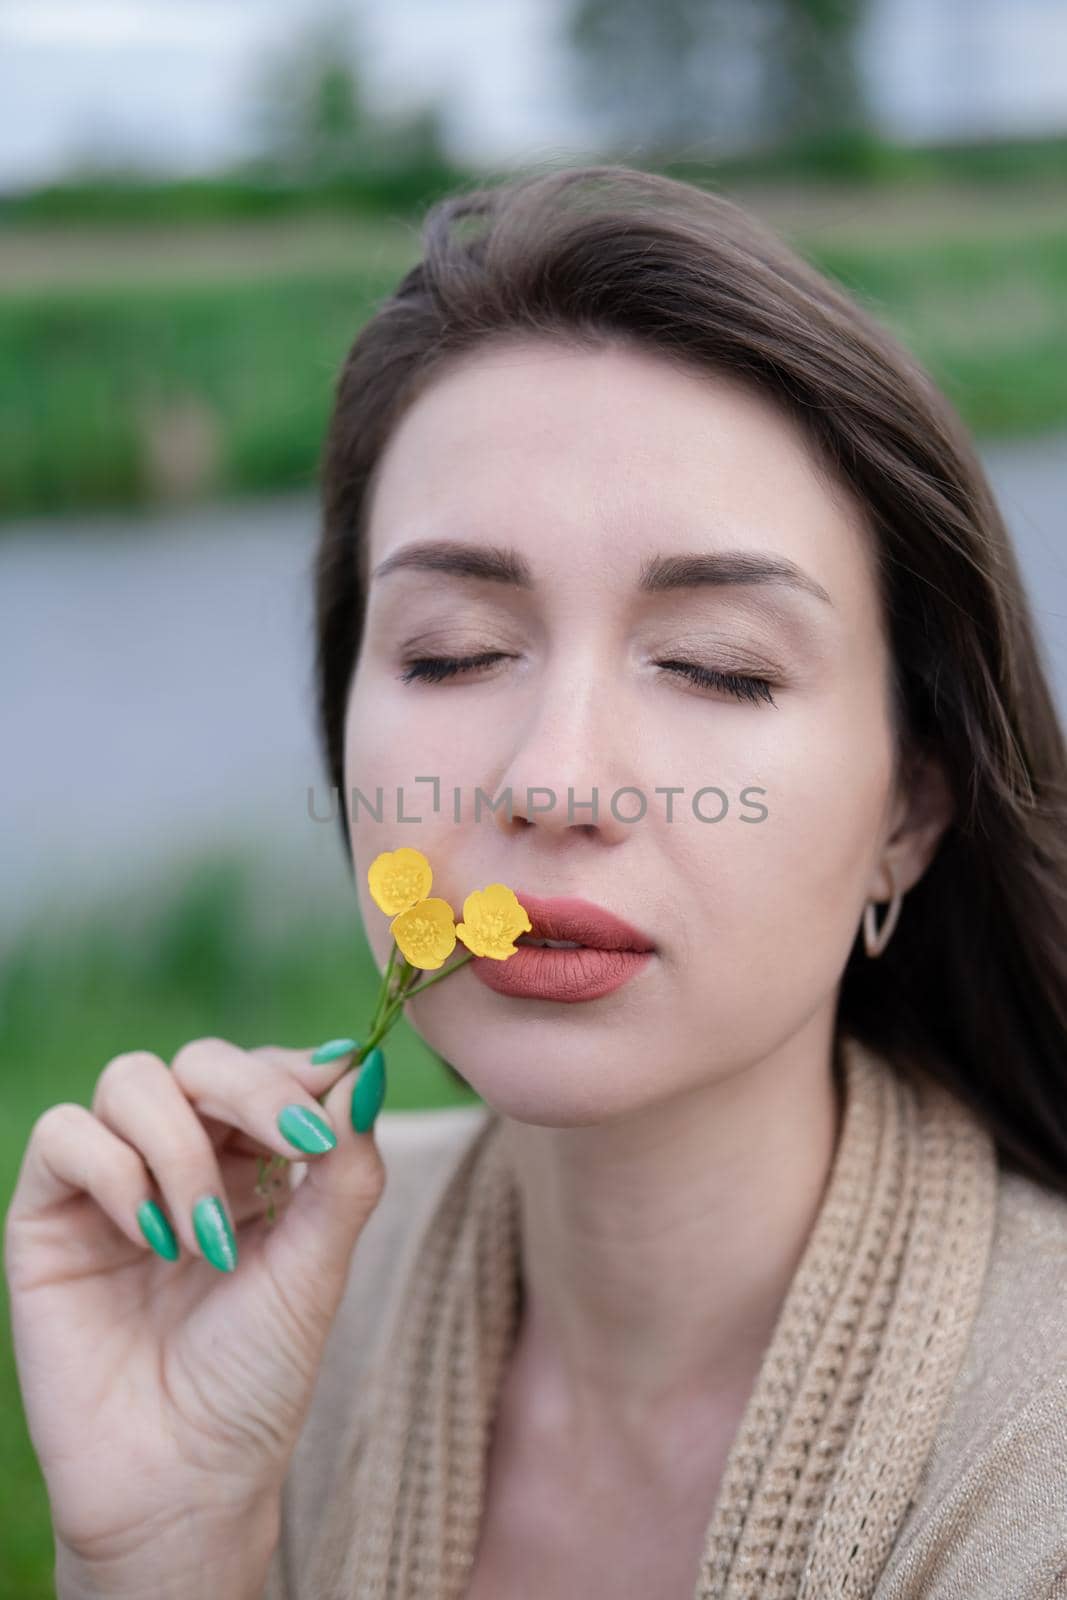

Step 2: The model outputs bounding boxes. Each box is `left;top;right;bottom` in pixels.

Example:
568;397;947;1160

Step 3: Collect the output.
343;337;914;1123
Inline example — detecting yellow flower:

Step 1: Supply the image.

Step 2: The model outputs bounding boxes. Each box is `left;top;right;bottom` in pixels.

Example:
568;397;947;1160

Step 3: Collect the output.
389;897;458;970
455;884;533;960
368;847;433;916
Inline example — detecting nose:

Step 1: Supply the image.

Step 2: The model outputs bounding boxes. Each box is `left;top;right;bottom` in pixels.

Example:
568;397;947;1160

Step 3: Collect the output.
487;657;642;848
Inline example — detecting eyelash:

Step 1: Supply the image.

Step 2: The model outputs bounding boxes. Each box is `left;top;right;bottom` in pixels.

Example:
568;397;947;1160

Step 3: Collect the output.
398;652;777;706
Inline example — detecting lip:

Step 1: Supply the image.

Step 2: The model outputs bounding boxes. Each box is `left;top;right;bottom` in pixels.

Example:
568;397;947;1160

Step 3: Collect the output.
466;893;657;1004
506;894;658;953
470;944;654;1002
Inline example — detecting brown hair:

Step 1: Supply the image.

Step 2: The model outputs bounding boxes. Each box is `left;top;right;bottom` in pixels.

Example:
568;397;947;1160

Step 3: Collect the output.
314;163;1067;1194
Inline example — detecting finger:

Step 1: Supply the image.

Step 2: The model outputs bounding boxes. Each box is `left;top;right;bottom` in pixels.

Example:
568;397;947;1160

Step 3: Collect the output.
251;1052;388;1343
225;1150;296;1228
4;1103;178;1278
169;1037;343;1164
212;1042;362;1159
91;1051;243;1271
248;1041;362;1097
187;1042;361;1156
4;1105;291;1281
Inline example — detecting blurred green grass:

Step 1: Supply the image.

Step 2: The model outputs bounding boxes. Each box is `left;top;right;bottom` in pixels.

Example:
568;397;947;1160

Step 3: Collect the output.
4;132;1065;225
804;227;1067;438
0;846;476;1595
0;265;407;517
1;200;1066;521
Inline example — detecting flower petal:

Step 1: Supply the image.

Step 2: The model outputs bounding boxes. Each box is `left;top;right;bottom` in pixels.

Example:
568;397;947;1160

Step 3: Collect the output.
455;883;532;960
389;897;458;970
368;848;433;916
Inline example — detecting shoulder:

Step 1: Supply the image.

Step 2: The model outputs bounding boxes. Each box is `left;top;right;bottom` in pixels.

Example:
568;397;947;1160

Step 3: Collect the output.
957;1163;1067;1414
874;1164;1067;1597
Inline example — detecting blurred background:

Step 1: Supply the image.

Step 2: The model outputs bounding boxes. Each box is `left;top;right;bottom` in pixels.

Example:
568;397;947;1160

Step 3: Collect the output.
2;2;1066;1587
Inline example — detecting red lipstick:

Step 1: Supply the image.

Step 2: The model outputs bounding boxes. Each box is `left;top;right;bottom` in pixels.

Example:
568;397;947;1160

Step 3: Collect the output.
468;893;657;1003
511;894;657;951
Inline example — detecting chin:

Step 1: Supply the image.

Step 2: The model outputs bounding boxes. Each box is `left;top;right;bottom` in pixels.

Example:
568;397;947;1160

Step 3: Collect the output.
457;1057;649;1129
411;987;663;1123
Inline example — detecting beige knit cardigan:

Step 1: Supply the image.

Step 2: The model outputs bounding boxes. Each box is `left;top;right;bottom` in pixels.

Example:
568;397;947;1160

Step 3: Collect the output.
261;1033;1067;1599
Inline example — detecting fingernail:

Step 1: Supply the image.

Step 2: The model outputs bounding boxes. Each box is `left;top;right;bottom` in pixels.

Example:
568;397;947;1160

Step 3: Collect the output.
311;1036;360;1064
192;1195;238;1273
278;1104;338;1154
137;1198;179;1261
351;1046;386;1134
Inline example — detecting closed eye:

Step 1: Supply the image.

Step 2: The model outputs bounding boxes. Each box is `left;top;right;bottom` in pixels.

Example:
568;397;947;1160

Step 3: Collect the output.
399;651;513;685
654;659;778;707
399;651;777;706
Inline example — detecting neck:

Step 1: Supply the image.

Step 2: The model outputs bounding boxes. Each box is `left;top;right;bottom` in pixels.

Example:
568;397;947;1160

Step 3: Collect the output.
497;1010;845;1469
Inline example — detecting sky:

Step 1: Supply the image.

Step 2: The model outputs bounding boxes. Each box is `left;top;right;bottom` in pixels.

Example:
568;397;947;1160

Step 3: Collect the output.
0;0;595;187
0;0;1065;190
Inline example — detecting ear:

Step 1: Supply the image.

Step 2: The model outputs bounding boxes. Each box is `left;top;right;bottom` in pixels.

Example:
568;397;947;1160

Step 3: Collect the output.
871;746;956;901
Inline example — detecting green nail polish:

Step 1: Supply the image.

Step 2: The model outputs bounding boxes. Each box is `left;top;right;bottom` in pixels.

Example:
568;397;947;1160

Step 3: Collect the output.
311;1037;360;1064
192;1195;238;1273
351;1046;386;1133
137;1198;179;1261
278;1103;338;1153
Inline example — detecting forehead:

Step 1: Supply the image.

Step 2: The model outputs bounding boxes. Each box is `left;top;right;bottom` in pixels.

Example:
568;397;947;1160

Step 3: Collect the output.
363;337;872;598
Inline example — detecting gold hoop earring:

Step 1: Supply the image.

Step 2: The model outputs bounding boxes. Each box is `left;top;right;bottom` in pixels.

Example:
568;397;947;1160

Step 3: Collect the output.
863;871;902;958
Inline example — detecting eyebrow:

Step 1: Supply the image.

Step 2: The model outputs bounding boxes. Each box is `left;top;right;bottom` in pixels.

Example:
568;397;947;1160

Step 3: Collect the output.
370;538;833;606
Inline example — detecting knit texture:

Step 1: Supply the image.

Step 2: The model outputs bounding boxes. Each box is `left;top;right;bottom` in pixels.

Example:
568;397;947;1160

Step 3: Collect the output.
299;1031;1000;1600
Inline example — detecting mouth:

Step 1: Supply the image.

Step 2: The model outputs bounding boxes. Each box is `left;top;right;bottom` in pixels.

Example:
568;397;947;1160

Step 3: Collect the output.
508;893;658;954
515;935;587;949
470;894;656;1003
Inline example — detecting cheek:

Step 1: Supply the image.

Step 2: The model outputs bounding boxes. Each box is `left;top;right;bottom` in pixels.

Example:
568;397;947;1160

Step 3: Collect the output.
667;688;893;1010
344;671;484;961
344;662;524;859
345;662;489;795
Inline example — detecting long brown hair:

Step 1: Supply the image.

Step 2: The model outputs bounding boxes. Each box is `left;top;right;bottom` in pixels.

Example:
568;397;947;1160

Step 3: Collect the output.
314;163;1067;1195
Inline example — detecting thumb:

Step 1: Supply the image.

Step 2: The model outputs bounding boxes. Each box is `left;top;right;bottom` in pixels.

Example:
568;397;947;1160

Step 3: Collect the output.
256;1047;388;1342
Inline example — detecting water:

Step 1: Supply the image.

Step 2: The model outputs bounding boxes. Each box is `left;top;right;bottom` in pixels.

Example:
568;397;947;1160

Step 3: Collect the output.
0;490;350;939
2;432;1066;938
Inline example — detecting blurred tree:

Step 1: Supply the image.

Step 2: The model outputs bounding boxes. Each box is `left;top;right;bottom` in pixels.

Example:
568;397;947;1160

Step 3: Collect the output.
246;9;449;182
565;0;871;158
566;0;749;156
763;0;872;143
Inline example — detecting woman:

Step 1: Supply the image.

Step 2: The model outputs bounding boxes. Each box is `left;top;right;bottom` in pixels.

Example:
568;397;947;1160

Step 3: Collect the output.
6;165;1067;1600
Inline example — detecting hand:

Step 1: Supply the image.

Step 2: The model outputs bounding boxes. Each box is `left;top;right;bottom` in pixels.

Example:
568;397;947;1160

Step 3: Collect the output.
3;1037;385;1587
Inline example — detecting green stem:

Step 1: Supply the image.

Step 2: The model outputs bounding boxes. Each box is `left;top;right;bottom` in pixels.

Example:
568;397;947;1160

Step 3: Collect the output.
369;943;400;1035
361;973;419;1049
401;950;477;998
358;950;476;1054
311;947;476;1110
